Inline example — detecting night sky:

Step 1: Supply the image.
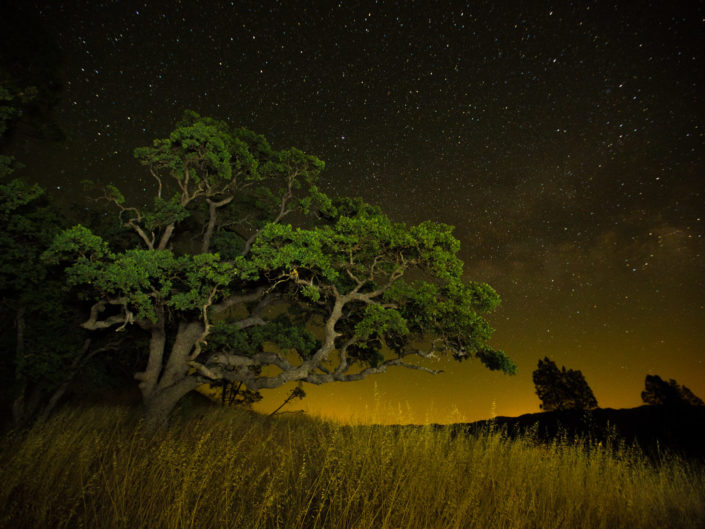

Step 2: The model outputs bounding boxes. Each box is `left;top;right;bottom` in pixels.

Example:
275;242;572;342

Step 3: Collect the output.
3;1;703;423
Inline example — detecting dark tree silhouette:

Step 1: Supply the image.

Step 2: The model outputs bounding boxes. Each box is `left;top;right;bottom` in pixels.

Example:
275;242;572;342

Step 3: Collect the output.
532;357;598;411
641;375;704;407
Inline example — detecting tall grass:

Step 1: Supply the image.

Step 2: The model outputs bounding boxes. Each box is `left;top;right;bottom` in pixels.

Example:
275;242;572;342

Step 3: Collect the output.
0;404;703;529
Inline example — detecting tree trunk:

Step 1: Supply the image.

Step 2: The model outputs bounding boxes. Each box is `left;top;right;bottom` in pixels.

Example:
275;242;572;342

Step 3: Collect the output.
10;307;37;427
15;306;25;357
11;383;41;428
35;339;93;426
134;313;166;402
136;316;205;433
142;377;202;433
143;394;177;432
36;383;68;426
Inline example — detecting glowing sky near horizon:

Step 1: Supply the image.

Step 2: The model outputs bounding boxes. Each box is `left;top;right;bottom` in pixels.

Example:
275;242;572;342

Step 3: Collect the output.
2;0;703;423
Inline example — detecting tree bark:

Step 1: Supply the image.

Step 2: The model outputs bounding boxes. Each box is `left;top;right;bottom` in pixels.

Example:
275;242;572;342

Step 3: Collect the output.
161;321;203;386
134;309;166;401
15;306;25;358
201;196;233;253
10;306;36;427
35;339;96;425
138;318;205;432
142;376;202;432
11;383;41;428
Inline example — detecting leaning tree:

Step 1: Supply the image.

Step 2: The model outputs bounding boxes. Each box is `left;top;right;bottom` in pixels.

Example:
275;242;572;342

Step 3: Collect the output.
45;111;516;429
532;357;597;411
641;374;704;407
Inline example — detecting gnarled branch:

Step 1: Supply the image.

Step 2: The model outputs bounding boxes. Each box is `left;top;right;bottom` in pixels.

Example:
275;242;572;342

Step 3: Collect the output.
81;299;132;330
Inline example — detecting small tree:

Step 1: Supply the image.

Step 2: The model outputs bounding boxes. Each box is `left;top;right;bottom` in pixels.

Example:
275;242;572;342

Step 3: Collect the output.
532;357;598;411
641;375;704;407
269;385;306;417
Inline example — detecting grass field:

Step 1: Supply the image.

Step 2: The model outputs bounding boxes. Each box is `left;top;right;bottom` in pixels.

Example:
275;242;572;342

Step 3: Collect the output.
0;404;703;529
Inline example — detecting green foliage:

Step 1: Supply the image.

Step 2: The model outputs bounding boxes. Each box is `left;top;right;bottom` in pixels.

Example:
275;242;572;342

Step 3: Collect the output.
380;276;514;372
299;185;335;217
1;76;95;417
533;357;598;411
0;179;95;412
0;178;42;217
0;179;65;294
45;111;515;424
270;146;325;185
354;304;409;339
131;110;309;194
42;224;112;263
475;347;517;373
0;154;13;178
45;229;239;322
143;195;190;230
10;286;83;387
329;196;383;218
243;222;338;282
134;121;233;184
169;253;236;312
205;314;320;360
104;184;125;205
298;284;320;302
210;230;245;260
410;221;463;281
121;110;328;261
245;194;516;374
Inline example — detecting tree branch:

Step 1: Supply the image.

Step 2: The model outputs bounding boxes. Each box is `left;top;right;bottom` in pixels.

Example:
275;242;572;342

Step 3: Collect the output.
334;336;358;376
241;171;299;256
150;168;163;199
233;316;267;330
201;196;234;253
189;286;219;361
37;337;129;425
206;351;295;373
332;359;443;381
129;220;156;250
156;223;176;250
81;300;132;330
212;287;266;314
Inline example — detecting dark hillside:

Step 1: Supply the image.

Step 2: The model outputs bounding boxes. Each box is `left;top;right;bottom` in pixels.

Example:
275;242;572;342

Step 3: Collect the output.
452;405;705;462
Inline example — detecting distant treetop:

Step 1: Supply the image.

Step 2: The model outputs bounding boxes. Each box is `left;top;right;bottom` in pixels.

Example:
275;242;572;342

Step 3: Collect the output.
532;357;598;412
641;375;704;407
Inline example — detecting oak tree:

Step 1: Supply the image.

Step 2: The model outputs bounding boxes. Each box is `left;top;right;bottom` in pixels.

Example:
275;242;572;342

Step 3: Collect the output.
45;112;516;429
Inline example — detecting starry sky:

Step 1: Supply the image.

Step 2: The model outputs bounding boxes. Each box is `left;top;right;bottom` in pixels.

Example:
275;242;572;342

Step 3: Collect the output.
3;0;703;424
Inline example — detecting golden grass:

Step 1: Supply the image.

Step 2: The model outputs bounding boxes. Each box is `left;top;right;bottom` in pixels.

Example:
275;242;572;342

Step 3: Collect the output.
0;404;703;529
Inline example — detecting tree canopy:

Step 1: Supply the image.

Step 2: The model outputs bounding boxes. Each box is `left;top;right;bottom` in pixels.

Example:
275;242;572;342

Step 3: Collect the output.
1;79;115;426
532;357;597;412
43;111;516;428
641;374;704;407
